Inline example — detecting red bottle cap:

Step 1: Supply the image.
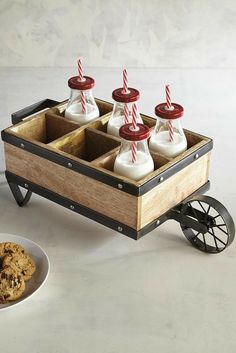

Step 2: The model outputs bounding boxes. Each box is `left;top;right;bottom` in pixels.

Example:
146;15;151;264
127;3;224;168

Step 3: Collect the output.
112;88;140;103
68;76;95;90
155;103;184;120
119;123;150;141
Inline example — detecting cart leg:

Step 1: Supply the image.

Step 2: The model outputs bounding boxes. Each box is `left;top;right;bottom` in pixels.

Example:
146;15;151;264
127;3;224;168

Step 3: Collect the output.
8;181;32;207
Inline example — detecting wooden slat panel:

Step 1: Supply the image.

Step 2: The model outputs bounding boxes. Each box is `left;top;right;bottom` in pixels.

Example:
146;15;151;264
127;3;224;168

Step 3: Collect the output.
4;143;138;229
8;113;80;144
10;114;46;142
138;152;211;229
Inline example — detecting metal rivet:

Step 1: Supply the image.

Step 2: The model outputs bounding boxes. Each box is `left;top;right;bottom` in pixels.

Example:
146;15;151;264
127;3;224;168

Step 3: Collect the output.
194;153;199;159
67;162;73;168
118;183;123;190
117;226;123;232
24;183;28;189
156;220;160;226
20;143;25;149
159;176;164;182
70;205;75;210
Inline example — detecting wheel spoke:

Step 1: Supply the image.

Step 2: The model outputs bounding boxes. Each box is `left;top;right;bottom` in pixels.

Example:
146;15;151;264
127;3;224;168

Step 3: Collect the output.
208;229;226;246
215;225;228;236
213;214;221;220
204;204;211;223
191;232;200;240
181;197;234;253
198;201;207;213
211;227;219;251
206;204;211;216
189;202;199;221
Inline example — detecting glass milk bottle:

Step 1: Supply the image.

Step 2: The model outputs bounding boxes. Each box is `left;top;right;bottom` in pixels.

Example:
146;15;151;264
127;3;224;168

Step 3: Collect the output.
65;76;99;125
107;71;143;137
149;102;187;158
114;123;154;181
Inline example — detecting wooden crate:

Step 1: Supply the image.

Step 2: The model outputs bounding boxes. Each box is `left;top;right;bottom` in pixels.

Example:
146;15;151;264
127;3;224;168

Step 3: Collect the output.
1;99;213;239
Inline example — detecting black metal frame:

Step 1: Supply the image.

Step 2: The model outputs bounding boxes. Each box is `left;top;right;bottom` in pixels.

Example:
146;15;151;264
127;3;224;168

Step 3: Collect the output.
1;99;213;197
11;99;60;125
5;170;210;240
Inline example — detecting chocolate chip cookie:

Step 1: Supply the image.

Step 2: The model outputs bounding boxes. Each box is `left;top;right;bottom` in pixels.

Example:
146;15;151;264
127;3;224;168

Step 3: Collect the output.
0;242;26;271
3;253;36;282
0;267;25;303
0;242;26;258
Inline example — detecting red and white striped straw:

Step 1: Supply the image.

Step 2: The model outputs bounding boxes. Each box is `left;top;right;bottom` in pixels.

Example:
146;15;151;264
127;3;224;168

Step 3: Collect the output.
131;141;137;163
77;58;86;113
78;58;84;81
131;103;138;163
131;103;138;131
124;103;129;124
123;69;129;94
165;84;172;109
165;85;174;142
81;91;86;113
168;120;174;142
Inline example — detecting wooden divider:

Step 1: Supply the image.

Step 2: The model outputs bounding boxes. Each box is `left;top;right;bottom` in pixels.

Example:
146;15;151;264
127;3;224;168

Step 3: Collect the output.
4;99;211;188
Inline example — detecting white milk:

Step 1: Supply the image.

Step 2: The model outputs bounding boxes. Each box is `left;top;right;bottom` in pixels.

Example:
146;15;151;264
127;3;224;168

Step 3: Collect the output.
65;102;99;125
107;115;143;137
107;116;130;137
114;151;154;181
149;131;187;158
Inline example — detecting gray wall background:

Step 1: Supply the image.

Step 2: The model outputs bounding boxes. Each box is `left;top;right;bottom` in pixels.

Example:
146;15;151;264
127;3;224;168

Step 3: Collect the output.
0;0;235;68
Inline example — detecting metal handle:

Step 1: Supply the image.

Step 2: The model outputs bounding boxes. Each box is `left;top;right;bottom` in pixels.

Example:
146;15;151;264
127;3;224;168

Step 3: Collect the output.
11;98;60;125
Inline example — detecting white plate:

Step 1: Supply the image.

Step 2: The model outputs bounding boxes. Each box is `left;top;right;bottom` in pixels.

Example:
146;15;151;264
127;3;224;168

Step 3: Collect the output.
0;233;50;311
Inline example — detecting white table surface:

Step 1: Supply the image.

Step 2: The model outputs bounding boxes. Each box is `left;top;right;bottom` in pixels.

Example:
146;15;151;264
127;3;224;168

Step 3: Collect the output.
0;68;236;353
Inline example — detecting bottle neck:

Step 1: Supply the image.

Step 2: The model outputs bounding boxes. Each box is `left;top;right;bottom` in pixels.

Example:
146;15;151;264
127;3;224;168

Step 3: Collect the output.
65;88;99;124
111;101;143;121
120;138;150;155
154;116;184;135
70;88;94;100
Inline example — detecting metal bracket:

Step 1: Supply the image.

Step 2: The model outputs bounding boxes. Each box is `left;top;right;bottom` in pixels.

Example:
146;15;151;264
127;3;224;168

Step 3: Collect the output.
8;182;32;207
167;208;208;233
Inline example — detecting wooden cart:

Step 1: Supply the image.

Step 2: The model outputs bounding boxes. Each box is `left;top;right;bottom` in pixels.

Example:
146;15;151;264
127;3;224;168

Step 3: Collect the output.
1;98;235;253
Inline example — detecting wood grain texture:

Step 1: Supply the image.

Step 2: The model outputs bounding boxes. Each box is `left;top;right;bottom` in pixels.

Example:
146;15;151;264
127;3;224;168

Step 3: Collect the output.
3;100;212;231
4;142;211;230
4;143;138;229
49;127;121;162
137;138;209;186
138;152;211;229
5;120;212;190
9;113;80;144
5;101;211;187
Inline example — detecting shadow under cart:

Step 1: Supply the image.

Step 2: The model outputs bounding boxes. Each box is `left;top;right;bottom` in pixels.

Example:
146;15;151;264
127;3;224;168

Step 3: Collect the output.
1;98;235;254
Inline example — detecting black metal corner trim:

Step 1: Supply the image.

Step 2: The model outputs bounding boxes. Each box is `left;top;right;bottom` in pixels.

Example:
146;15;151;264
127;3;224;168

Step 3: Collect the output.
11;99;60;125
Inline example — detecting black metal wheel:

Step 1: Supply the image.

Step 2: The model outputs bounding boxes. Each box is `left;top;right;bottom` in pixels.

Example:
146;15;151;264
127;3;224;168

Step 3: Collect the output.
180;195;235;253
